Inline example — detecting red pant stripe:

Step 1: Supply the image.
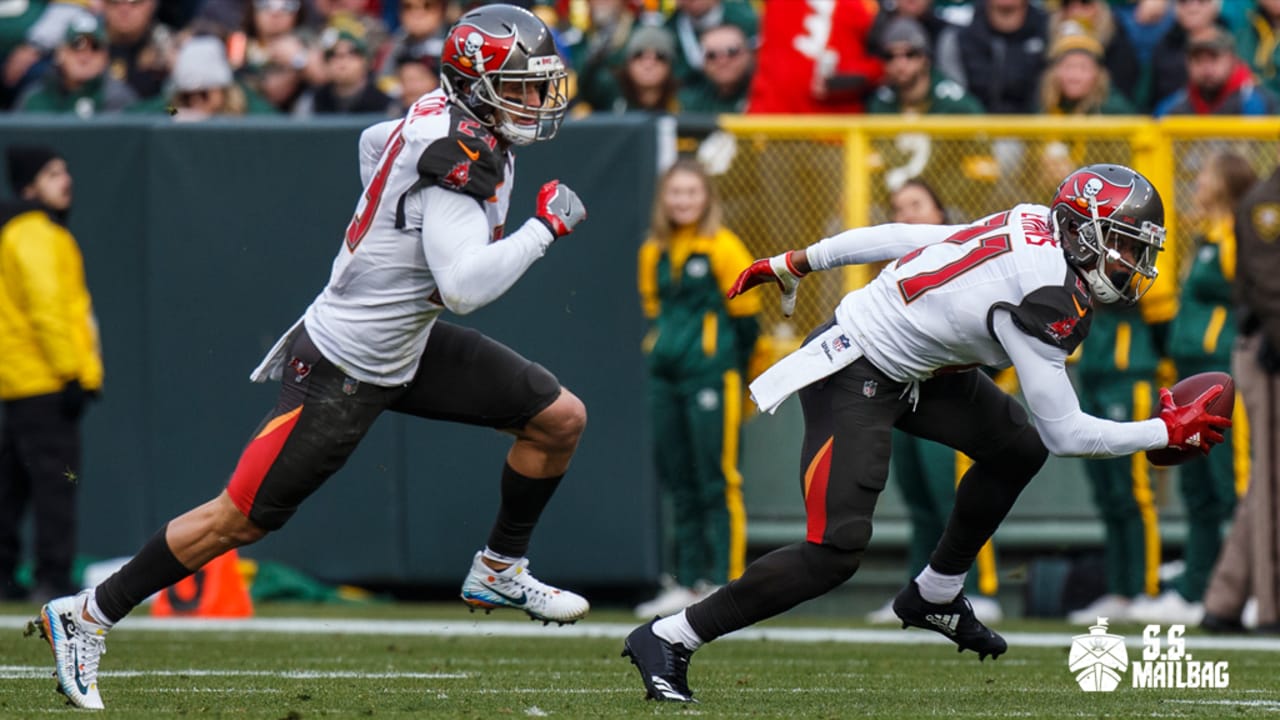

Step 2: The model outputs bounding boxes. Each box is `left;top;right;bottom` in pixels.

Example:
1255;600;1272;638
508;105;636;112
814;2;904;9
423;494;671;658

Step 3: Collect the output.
804;437;834;543
226;406;302;517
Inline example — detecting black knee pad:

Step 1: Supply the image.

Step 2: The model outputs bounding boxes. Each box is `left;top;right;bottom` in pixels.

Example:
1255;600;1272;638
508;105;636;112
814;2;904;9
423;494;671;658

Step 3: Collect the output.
798;540;862;588
1003;425;1049;481
824;515;874;556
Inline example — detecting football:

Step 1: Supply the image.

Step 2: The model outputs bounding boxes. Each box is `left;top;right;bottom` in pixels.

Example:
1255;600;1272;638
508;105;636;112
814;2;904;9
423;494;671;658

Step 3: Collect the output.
1145;371;1235;467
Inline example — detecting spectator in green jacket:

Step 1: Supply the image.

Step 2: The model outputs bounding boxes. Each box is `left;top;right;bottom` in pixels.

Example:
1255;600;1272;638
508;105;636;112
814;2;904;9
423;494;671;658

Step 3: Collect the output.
1039;30;1137;114
677;23;752;113
664;0;758;94
128;35;276;117
612;25;679;113
1136;151;1257;624
868;16;983;114
1234;0;1280;97
17;15;138;116
634;158;763;619
568;0;638;112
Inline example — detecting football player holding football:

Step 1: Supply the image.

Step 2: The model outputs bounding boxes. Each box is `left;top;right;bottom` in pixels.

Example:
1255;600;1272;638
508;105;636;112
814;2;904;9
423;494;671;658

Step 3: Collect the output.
30;5;588;709
623;164;1233;702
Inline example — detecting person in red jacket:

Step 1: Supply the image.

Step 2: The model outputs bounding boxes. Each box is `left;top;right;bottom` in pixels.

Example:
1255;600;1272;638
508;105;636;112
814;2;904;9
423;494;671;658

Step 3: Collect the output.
746;0;883;114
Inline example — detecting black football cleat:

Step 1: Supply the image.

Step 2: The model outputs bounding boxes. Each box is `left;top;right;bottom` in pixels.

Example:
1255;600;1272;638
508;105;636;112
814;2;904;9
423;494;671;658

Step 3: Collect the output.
893;581;1007;661
621;618;697;702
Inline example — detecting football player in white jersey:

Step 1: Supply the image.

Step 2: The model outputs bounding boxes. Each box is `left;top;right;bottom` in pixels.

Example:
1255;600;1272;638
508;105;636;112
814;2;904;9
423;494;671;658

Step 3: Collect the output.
29;5;590;710
623;164;1234;702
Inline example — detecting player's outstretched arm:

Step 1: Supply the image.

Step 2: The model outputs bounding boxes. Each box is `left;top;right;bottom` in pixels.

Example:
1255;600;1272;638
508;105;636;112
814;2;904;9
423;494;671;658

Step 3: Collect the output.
805;222;968;269
727;250;809;317
995;311;1168;457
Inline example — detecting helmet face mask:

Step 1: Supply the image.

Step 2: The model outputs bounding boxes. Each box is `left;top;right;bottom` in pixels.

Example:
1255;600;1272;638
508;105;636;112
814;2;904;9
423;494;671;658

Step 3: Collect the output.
440;5;569;146
1050;164;1166;304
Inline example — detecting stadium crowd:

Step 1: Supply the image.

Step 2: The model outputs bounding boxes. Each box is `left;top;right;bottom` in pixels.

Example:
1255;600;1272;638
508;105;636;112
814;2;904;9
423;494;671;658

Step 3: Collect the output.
2;0;1278;119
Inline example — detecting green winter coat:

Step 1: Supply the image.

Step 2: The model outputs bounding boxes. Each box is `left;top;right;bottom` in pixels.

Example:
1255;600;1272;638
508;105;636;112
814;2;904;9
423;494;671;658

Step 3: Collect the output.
1168;217;1237;369
868;70;985;114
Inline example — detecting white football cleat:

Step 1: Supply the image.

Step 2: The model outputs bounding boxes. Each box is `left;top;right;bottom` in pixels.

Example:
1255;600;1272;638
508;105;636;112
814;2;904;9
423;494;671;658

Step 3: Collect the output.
634;582;699;619
865;598;900;624
968;595;1005;624
27;590;109;710
1128;590;1204;625
1067;594;1131;625
460;551;589;625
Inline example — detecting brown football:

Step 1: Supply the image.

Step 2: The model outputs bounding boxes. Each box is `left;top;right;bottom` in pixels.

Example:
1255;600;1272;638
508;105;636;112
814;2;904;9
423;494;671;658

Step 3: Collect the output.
1145;371;1235;467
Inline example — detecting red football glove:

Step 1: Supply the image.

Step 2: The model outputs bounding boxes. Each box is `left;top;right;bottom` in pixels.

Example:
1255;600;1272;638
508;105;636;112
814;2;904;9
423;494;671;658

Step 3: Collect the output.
1158;385;1232;454
535;180;586;237
727;251;807;317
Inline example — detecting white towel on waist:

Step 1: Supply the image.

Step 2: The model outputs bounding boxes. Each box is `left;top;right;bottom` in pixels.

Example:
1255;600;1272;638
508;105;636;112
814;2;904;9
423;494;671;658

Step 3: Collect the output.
250;316;305;383
749;324;863;414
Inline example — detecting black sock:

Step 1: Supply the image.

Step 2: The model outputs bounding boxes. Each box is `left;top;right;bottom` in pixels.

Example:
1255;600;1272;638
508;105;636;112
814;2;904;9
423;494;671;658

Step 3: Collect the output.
94;523;192;623
485;463;563;559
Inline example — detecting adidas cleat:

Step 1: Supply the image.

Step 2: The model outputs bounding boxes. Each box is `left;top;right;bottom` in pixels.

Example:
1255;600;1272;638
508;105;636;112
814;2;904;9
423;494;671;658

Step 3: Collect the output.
26;590;109;709
459;552;589;625
893;581;1007;661
622;618;697;702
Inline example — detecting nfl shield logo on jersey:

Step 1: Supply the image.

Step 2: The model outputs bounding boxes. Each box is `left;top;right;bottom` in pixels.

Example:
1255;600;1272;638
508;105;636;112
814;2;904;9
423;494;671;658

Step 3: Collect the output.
863;380;877;398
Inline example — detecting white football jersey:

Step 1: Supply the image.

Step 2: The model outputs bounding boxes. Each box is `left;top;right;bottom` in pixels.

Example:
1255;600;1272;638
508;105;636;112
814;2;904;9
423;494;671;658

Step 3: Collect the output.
253;90;528;386
835;204;1092;382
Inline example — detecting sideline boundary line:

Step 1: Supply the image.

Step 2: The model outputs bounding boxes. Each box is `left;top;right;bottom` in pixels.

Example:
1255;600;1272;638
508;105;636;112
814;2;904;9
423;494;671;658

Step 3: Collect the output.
4;615;1280;652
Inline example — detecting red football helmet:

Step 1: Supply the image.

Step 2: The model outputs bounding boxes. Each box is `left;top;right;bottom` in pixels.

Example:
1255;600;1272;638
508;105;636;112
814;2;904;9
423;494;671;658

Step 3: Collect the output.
1050;164;1166;304
440;4;569;145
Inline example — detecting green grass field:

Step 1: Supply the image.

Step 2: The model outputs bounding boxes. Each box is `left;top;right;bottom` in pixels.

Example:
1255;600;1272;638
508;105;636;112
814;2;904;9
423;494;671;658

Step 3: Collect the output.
2;603;1278;719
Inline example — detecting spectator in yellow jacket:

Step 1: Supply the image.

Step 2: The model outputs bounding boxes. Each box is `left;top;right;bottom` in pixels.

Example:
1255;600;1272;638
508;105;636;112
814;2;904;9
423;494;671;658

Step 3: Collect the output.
0;145;103;602
634;158;763;619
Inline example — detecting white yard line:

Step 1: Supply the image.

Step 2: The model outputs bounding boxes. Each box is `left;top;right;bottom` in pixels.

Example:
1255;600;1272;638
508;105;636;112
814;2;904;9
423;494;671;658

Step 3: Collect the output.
0;665;467;680
5;614;1280;652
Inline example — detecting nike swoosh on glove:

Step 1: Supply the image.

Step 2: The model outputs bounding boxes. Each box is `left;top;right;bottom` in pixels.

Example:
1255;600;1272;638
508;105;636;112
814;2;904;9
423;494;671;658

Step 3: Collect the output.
535;180;587;237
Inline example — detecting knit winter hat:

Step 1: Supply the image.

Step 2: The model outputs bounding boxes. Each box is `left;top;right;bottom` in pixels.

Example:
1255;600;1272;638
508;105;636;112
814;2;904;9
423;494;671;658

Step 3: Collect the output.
6;145;62;196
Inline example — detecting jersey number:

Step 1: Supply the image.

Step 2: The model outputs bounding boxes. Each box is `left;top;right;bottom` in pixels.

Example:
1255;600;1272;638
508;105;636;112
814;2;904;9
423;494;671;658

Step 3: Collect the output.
345;122;406;252
342;95;448;252
896;230;1013;303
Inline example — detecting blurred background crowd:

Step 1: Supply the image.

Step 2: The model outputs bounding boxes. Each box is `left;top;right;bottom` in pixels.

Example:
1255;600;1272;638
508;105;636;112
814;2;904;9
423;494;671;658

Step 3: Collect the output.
3;0;1279;120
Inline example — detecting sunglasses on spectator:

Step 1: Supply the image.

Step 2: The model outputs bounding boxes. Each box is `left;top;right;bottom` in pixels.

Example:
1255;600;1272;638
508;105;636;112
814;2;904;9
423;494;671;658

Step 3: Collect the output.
177;89;213;106
326;47;363;60
884;48;924;61
67;36;104;52
1063;0;1096;6
106;0;151;6
703;45;745;61
630;48;670;62
1175;0;1213;5
255;0;300;12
